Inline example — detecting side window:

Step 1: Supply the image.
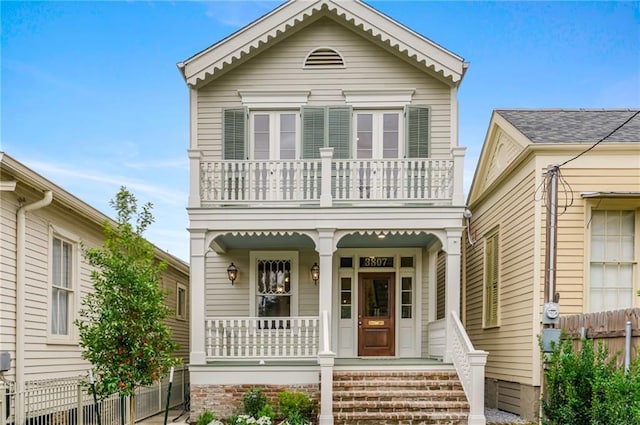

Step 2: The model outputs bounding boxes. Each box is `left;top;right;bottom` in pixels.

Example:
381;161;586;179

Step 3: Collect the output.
483;231;499;328
589;210;635;312
51;235;75;338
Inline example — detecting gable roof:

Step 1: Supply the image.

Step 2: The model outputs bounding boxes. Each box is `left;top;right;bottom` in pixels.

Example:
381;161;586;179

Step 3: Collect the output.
177;0;466;88
496;109;640;144
467;109;640;206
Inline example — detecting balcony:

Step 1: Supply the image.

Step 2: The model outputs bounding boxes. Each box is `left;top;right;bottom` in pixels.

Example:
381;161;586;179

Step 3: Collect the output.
190;147;466;207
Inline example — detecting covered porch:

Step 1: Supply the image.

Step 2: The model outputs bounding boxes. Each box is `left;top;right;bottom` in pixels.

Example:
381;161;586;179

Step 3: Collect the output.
188;222;487;424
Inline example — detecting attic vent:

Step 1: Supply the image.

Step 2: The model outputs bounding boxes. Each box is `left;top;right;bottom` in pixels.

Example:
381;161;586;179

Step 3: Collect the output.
304;47;345;67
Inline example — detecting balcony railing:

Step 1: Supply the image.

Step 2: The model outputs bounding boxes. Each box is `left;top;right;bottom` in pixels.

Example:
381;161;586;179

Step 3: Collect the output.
205;316;319;359
192;147;465;207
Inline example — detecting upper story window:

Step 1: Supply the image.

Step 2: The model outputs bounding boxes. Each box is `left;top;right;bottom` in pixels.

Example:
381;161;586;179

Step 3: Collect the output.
304;47;345;68
51;235;76;339
176;282;188;320
251;111;299;160
589;209;637;312
222;105;429;161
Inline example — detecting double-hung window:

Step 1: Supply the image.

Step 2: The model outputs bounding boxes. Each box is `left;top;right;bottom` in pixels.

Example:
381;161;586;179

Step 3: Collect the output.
589;209;636;312
51;235;75;338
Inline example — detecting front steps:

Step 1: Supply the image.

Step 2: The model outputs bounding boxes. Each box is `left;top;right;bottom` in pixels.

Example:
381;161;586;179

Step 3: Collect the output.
333;369;469;425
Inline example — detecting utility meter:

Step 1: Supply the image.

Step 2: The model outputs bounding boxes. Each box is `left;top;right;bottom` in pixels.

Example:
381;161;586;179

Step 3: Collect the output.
542;302;560;325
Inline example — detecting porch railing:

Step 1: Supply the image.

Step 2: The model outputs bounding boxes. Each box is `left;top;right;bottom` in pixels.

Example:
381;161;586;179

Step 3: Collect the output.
198;157;455;205
205;316;319;359
448;311;488;425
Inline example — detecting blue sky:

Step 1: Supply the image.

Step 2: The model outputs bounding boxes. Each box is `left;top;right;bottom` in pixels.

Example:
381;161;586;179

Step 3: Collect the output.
2;0;639;262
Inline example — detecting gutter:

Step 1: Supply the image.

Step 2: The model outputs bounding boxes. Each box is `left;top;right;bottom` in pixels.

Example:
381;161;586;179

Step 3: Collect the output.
16;191;52;397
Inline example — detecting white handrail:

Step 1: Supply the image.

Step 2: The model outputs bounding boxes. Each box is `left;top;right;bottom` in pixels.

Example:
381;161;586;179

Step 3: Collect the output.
449;311;488;425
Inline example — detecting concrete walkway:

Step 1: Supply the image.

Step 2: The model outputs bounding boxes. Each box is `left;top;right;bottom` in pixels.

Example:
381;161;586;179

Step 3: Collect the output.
137;409;189;425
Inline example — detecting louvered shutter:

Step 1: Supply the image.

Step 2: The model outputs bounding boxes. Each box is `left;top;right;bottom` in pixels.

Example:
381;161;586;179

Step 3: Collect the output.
301;106;326;159
405;106;429;158
327;106;352;159
484;234;499;327
222;107;247;160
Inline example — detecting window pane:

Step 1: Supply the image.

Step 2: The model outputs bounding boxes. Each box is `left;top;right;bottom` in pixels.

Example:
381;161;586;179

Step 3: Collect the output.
341;306;351;319
340;257;353;268
341;277;351;291
591;235;605;260
402;292;412;305
258;259;291;294
400;257;414;268
341;292;351;305
254;114;270;160
357;114;373;159
590;264;604;287
62;241;72;288
402;277;412;291
52;238;61;286
402;306;412;319
383;113;399;158
280;114;296;160
257;295;290;317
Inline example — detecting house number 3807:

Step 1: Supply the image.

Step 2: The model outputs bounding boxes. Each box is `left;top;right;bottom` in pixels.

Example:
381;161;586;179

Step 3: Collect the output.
360;257;394;267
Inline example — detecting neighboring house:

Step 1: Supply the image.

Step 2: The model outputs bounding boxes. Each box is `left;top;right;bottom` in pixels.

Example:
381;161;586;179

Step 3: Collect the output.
178;1;486;424
464;109;640;420
0;152;190;384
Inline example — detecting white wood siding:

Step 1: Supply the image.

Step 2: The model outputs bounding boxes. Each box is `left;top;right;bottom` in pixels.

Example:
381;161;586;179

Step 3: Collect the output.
196;18;452;159
465;164;537;385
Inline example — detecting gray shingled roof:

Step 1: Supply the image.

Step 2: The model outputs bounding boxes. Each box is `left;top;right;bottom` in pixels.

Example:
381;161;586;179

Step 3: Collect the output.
496;109;640;144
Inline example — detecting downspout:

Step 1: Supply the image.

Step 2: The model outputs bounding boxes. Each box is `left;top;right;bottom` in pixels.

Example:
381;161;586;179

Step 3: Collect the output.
16;190;53;406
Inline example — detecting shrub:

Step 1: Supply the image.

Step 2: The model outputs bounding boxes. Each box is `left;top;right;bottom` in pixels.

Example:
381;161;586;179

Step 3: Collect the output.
195;410;215;425
541;337;640;425
278;391;312;422
243;388;269;418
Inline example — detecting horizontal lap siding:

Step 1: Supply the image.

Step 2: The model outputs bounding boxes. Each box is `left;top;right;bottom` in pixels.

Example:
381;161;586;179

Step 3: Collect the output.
465;165;537;384
205;249;320;317
161;266;191;362
0;184;189;380
197;17;451;158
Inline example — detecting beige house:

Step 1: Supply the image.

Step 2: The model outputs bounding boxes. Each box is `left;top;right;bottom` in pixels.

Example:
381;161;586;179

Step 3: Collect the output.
0;152;190;383
178;1;487;424
464;109;640;420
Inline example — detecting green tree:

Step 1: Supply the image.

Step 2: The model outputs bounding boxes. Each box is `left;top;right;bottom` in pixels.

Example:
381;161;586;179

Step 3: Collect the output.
76;187;178;424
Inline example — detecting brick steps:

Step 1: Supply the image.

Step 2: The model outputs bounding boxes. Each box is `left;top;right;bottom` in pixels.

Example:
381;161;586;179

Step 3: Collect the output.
332;370;469;425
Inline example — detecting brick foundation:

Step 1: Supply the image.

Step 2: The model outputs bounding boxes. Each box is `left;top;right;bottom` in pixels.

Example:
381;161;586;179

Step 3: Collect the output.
191;384;319;421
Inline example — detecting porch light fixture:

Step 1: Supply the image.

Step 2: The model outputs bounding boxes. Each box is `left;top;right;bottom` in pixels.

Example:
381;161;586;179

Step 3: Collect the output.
227;263;238;284
310;263;320;285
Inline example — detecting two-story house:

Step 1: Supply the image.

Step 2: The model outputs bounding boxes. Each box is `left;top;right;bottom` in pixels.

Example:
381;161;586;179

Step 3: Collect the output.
179;1;486;424
464;109;640;421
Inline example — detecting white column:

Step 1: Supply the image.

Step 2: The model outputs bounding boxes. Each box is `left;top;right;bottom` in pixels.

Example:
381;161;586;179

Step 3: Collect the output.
190;229;207;365
317;229;335;425
451;146;466;206
319;148;334;208
188;149;201;208
444;229;463;363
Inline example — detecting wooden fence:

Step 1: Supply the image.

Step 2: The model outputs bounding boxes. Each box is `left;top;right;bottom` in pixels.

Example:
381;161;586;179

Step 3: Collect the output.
558;308;639;363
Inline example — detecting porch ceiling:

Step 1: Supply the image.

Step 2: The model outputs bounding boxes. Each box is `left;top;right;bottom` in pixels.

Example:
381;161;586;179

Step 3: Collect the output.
213;233;316;251
337;232;439;248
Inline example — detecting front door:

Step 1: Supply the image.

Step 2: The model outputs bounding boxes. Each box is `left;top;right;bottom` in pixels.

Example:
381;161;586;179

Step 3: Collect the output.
358;273;395;356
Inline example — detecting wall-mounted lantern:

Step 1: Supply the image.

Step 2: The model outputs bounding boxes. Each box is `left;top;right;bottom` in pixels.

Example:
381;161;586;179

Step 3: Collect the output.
310;262;320;285
227;263;238;285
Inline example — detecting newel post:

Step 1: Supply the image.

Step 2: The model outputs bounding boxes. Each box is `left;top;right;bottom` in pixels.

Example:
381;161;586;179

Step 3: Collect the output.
451;146;466;205
468;351;488;425
319;148;334;207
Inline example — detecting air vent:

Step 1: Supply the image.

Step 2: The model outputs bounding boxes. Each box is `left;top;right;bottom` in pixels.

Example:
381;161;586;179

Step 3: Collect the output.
304;48;345;67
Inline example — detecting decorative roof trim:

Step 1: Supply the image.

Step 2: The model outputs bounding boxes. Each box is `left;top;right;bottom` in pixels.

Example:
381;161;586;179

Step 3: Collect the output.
239;90;310;108
343;89;414;107
581;191;640;198
179;0;465;88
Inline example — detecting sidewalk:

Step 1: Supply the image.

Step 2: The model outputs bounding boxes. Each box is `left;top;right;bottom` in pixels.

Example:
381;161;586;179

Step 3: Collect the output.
138;409;189;425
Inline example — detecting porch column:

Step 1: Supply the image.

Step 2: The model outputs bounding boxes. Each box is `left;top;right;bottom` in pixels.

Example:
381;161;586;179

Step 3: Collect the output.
451;146;466;206
190;229;207;365
444;229;463;363
317;228;336;425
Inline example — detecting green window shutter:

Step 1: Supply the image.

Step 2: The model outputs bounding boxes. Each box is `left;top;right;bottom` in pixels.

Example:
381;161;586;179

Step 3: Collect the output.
405;105;429;158
222;107;247;160
327;106;352;159
484;233;499;327
301;106;326;159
